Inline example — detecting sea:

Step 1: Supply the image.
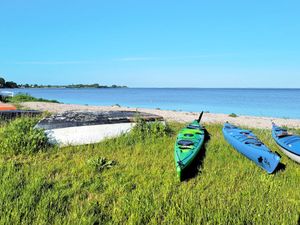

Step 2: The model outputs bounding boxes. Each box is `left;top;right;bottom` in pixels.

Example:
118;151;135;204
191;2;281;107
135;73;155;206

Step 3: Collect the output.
2;88;300;119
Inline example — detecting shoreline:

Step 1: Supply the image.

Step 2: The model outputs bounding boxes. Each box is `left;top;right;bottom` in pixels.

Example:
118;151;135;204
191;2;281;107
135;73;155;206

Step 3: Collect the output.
20;102;300;129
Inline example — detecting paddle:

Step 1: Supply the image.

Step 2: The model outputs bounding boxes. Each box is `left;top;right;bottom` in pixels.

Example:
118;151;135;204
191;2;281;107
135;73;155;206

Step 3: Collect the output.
197;111;204;123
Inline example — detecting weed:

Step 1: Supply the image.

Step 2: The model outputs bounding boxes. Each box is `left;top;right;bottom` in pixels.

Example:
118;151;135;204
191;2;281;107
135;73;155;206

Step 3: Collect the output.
88;157;116;172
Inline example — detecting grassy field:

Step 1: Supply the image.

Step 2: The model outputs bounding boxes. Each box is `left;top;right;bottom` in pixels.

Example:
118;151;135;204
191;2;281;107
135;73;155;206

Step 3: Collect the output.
0;118;299;224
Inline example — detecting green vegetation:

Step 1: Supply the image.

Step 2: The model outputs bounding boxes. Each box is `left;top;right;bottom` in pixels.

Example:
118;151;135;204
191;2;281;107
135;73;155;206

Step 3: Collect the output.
0;117;50;155
0;77;18;88
229;112;238;117
0;76;127;89
19;83;127;89
1;93;60;103
87;157;117;173
0;119;299;224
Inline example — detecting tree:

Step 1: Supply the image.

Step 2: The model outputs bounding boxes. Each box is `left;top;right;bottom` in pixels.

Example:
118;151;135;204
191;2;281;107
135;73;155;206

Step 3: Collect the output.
0;77;5;88
5;81;18;88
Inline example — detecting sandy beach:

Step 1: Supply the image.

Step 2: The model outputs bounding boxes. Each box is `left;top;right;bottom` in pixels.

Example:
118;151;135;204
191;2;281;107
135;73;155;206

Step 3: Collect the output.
20;102;300;129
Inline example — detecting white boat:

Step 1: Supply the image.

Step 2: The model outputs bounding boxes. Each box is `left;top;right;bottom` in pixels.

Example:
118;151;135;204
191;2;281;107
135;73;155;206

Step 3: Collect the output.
0;91;14;97
35;111;164;146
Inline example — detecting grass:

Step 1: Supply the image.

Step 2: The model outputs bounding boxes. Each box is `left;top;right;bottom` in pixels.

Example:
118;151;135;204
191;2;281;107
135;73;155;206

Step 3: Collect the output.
1;93;60;104
0;119;299;224
0;117;49;155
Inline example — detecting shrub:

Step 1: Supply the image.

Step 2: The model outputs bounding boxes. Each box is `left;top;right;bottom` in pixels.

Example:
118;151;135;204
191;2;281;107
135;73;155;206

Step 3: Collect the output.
0;117;50;155
2;93;59;103
229;113;238;118
130;118;173;140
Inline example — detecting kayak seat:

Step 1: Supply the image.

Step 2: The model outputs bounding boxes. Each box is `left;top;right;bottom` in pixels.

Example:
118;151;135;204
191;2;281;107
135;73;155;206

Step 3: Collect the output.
245;141;262;146
276;132;291;138
275;128;287;132
240;130;251;135
187;125;200;129
177;140;194;146
179;146;193;151
224;123;237;129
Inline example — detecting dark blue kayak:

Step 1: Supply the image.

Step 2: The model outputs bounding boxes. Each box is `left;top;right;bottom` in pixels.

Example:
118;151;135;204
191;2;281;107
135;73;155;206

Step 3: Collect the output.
272;123;300;164
223;122;281;173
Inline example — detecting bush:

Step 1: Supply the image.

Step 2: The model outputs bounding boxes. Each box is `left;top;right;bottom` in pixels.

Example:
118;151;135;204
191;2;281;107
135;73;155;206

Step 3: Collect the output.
112;118;173;147
0;117;50;155
229;113;238;118
2;93;59;103
130;118;173;140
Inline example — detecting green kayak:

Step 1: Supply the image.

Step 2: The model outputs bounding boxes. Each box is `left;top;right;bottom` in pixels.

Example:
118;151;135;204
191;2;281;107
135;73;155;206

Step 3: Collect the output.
174;112;205;181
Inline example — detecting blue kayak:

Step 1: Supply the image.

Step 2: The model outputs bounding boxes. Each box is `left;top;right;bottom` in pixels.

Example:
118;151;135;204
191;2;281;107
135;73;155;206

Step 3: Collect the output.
272;123;300;164
223;122;281;173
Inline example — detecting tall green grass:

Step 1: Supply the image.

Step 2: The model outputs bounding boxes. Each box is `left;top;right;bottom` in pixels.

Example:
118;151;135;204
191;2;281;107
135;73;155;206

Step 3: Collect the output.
1;93;59;103
0;120;299;224
0;117;49;155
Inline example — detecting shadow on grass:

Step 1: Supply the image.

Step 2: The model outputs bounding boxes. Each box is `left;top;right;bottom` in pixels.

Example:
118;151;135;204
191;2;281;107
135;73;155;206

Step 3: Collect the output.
273;162;286;174
181;128;211;182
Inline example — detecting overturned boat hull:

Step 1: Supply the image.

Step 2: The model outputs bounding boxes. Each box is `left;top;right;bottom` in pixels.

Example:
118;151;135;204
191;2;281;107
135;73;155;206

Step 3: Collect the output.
36;111;163;146
44;123;134;146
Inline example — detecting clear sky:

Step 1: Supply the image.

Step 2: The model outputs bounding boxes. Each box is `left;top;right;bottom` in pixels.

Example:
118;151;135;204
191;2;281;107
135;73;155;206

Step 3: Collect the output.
0;0;300;87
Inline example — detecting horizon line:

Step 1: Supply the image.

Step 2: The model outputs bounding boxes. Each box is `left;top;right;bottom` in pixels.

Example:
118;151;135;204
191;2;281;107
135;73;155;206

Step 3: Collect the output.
2;87;300;89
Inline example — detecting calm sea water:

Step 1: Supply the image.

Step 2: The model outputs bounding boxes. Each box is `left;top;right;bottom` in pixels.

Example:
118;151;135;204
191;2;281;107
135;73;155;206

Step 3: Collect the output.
2;88;300;119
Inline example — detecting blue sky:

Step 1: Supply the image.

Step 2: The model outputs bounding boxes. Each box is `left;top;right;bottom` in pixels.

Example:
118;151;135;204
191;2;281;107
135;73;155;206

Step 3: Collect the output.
0;0;299;87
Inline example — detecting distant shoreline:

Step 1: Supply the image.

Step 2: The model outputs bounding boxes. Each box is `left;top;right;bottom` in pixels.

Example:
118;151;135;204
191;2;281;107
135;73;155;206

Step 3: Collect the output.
0;77;127;89
17;86;128;89
2;87;300;90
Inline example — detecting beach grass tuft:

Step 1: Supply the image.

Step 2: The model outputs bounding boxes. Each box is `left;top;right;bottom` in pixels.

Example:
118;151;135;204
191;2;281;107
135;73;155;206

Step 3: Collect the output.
0;120;299;224
229;113;238;117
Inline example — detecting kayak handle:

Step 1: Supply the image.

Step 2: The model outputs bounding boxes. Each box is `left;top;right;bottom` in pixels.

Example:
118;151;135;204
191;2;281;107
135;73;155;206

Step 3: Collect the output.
197;111;204;123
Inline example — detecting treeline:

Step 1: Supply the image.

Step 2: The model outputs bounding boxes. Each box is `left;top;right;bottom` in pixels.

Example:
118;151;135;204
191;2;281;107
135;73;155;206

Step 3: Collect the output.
0;77;127;89
20;84;127;88
0;77;18;88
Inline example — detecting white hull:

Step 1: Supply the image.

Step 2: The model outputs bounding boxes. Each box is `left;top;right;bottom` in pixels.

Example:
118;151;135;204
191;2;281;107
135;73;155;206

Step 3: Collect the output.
279;146;300;164
45;123;135;146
